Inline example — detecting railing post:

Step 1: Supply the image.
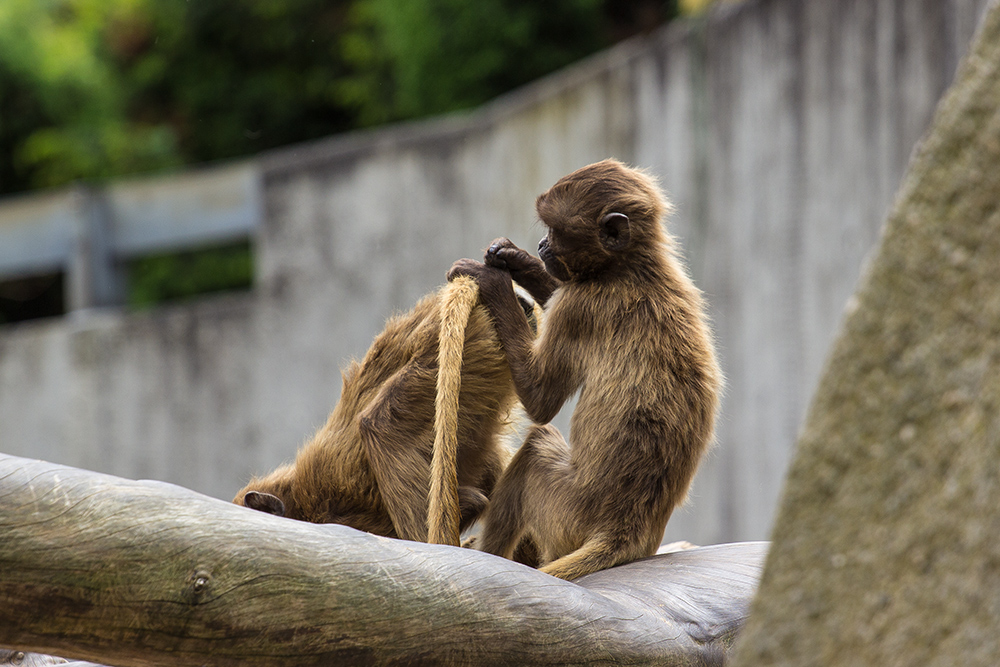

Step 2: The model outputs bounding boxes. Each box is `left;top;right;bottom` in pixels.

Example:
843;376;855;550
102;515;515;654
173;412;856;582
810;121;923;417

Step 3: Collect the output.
67;185;125;311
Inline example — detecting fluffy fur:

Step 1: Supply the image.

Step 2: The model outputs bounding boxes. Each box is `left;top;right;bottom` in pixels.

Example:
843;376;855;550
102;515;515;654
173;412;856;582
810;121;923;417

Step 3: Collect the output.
448;159;722;579
234;281;525;543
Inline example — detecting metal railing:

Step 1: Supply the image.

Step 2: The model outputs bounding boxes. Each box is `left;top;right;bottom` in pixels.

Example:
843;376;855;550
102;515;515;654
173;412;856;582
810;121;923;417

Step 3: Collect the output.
0;160;261;311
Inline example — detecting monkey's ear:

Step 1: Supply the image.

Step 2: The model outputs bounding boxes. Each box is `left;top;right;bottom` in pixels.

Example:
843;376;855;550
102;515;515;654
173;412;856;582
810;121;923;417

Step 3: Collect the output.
243;491;286;517
599;212;630;252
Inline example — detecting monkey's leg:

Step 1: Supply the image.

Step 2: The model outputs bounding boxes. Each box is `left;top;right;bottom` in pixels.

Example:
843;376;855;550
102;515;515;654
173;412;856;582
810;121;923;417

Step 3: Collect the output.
485;426;655;580
474;444;506;502
539;518;668;581
358;362;437;543
511;535;541;567
455;442;507;533
537;536;626;581
479;424;570;561
455;455;499;534
477;460;529;559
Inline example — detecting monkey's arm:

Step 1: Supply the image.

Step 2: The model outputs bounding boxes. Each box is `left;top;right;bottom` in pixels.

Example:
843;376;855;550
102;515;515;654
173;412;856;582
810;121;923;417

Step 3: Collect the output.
448;260;575;424
484;238;560;307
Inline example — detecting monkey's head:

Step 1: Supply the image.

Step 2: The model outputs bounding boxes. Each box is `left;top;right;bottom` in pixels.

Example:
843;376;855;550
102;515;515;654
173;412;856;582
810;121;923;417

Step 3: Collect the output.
234;467;397;535
535;159;670;281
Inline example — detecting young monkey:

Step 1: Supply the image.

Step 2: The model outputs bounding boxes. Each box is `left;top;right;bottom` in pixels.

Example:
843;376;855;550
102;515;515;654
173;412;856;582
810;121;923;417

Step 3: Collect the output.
447;159;721;580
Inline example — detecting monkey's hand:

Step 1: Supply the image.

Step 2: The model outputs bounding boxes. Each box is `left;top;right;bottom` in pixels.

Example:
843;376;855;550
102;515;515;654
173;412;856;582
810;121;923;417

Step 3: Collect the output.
448;259;522;324
447;259;511;291
484;238;559;307
484;238;541;273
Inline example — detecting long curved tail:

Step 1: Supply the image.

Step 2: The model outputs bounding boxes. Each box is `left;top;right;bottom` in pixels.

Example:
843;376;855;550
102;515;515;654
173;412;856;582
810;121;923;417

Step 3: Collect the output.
427;276;479;546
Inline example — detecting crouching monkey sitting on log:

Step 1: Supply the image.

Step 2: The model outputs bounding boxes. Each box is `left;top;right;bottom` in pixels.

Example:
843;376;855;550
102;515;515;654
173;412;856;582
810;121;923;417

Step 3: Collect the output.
234;281;539;545
448;159;722;580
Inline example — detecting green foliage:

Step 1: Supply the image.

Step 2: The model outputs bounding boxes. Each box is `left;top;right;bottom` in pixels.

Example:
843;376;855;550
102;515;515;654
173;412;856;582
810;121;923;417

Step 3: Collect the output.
0;0;356;194
1;0;675;193
126;242;254;309
0;0;180;191
116;0;355;164
340;0;606;125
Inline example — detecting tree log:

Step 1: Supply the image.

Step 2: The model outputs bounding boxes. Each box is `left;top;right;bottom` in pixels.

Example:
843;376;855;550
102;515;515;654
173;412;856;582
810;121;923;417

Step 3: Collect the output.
0;454;766;666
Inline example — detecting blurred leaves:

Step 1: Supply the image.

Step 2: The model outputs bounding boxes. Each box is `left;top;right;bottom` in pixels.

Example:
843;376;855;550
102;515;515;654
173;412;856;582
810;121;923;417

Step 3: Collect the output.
0;0;181;191
0;0;354;193
339;0;605;125
1;0;677;196
126;242;254;309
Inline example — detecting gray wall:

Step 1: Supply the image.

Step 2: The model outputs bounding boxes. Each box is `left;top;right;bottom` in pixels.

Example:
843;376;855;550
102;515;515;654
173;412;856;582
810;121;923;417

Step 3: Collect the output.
0;0;990;545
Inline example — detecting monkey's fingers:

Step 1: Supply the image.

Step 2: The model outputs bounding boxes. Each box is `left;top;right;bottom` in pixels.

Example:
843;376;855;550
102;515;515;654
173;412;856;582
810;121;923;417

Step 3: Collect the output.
488;245;542;278
484;237;519;268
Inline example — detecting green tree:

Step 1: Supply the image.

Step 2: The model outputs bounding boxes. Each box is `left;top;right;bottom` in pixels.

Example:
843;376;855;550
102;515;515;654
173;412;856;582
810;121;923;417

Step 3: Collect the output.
0;0;179;192
115;0;355;165
0;0;360;194
1;0;675;194
340;0;606;125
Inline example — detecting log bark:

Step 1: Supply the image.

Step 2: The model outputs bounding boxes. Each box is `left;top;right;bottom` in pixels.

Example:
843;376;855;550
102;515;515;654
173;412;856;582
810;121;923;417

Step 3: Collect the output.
0;454;765;666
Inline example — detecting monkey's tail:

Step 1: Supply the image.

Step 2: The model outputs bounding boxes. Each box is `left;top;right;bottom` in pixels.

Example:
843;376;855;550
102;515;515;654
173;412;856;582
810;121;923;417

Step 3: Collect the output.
428;276;479;546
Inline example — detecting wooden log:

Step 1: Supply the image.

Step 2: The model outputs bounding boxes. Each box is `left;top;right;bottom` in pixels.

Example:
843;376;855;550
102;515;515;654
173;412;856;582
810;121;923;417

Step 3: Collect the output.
0;649;84;667
0;454;766;666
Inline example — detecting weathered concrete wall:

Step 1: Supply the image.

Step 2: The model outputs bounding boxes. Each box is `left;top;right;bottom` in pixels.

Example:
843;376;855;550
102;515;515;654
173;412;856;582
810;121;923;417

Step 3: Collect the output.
0;0;990;544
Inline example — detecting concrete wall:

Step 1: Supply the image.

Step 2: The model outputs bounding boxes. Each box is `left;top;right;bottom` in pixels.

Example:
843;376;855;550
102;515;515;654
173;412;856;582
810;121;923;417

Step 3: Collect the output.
0;0;990;545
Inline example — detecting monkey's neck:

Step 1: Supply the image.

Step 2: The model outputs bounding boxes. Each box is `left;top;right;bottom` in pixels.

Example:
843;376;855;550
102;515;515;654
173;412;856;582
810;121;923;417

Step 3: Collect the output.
583;247;675;290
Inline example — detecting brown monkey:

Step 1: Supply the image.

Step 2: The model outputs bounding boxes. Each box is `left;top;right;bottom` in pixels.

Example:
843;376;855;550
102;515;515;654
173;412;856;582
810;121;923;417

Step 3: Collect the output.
448;159;721;580
234;281;539;543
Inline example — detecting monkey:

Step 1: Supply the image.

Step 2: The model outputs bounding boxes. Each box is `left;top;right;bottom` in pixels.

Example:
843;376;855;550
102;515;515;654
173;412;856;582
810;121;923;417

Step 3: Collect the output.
234;280;540;544
447;158;721;580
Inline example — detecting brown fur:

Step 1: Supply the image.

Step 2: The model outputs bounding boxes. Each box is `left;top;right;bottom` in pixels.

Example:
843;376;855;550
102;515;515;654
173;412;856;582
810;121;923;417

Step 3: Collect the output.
448;159;721;580
234;281;524;543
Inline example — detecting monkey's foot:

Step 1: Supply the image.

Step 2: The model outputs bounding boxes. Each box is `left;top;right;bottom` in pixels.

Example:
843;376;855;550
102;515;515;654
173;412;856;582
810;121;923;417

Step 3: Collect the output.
658;540;699;554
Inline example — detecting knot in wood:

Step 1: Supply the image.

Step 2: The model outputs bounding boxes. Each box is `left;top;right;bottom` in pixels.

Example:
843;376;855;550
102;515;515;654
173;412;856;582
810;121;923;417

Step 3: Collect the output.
187;568;212;601
0;650;26;665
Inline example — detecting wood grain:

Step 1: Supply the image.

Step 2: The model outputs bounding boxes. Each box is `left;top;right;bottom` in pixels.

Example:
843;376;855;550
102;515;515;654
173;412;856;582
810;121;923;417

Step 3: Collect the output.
0;454;766;666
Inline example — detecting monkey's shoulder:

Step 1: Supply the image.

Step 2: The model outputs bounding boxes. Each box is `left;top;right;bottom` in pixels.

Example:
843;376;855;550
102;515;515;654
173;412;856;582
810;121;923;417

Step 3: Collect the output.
550;279;689;329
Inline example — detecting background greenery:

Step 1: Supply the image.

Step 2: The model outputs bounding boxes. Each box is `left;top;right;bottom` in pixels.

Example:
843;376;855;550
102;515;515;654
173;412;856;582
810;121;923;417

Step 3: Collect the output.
0;0;677;315
1;0;679;195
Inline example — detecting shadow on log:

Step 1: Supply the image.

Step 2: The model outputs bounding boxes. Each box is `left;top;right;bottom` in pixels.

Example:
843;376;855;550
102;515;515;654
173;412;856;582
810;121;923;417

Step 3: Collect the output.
0;454;766;666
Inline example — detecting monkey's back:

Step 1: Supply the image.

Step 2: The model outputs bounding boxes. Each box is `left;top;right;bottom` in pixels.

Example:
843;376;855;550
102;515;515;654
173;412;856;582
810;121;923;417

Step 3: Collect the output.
317;287;516;512
562;262;721;523
339;290;515;436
